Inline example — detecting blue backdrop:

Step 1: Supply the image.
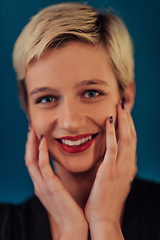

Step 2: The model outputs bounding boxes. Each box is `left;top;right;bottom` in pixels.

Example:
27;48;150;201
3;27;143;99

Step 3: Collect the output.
0;0;160;203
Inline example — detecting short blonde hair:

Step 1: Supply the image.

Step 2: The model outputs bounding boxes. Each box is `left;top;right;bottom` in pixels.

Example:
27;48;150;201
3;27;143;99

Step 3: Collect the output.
13;2;134;112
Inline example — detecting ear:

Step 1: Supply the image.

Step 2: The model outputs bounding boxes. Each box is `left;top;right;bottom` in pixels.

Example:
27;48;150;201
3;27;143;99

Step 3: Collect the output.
124;80;135;112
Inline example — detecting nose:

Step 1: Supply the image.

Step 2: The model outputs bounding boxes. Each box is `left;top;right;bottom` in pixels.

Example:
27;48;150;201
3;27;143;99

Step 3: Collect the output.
57;99;86;133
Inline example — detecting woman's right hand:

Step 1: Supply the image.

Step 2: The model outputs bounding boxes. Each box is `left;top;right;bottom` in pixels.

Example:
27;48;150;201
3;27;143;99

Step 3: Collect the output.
25;128;88;240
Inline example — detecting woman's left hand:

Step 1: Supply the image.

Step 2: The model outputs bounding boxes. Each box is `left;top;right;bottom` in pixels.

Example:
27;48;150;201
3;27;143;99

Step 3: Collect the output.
85;101;137;239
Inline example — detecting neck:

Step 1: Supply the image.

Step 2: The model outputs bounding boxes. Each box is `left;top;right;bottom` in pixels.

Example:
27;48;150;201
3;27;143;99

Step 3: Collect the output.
53;161;101;210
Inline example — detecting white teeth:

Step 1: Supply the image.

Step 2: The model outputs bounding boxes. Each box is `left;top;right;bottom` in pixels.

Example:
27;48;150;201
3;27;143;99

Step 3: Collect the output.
61;135;93;146
87;136;92;141
81;138;85;144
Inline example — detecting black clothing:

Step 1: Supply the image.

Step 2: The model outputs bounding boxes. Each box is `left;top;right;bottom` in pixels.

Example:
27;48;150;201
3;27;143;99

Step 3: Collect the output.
0;195;52;240
0;177;160;240
122;178;160;240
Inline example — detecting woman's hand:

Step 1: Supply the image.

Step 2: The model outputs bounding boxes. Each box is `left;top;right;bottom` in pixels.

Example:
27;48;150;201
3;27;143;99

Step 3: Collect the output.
85;101;137;240
25;129;88;240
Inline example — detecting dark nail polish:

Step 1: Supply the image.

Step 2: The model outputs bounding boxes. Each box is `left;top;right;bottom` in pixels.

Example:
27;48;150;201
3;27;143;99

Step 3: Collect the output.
109;116;113;124
121;97;126;110
40;135;43;141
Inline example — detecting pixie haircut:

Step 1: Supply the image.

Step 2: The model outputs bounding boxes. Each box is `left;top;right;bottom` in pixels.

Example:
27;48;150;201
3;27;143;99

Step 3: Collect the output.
12;2;134;113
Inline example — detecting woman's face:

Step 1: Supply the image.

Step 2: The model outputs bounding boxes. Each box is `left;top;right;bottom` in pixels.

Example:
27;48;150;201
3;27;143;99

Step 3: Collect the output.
26;42;121;173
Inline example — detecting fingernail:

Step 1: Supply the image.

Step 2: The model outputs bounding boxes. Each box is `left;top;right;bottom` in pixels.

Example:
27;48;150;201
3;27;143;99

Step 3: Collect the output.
40;135;43;141
109;116;113;124
121;97;126;110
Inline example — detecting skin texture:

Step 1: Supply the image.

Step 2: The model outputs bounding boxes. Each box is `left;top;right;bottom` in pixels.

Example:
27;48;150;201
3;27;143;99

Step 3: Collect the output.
25;42;137;240
26;42;120;173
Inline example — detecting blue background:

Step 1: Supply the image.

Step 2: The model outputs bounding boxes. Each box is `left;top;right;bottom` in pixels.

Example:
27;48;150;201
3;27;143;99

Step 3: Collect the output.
0;0;160;203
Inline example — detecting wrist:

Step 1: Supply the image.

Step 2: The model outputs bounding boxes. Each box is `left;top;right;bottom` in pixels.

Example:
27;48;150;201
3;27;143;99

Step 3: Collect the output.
61;219;88;240
60;222;88;240
89;221;124;240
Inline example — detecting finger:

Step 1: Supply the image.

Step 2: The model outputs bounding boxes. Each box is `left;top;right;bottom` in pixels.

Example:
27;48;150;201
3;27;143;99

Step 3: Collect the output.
125;110;137;144
104;116;118;166
116;102;132;166
39;136;56;182
25;128;42;184
117;102;132;147
125;110;137;174
117;101;137;172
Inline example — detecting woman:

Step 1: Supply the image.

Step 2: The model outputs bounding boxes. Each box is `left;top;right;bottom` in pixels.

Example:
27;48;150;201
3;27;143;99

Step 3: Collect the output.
1;2;160;240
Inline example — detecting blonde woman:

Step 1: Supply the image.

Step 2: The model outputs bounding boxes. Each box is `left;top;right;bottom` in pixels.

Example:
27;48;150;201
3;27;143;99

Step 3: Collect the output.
1;2;160;240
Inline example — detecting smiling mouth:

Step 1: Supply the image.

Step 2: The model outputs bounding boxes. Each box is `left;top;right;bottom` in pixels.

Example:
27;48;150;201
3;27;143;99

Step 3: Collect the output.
56;133;98;146
55;133;98;153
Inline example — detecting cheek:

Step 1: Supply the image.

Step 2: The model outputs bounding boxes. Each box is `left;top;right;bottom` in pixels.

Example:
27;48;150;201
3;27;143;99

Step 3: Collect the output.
85;102;117;129
29;109;55;138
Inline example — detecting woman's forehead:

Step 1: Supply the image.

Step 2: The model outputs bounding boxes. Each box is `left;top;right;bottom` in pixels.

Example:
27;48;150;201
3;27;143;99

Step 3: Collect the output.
25;42;117;91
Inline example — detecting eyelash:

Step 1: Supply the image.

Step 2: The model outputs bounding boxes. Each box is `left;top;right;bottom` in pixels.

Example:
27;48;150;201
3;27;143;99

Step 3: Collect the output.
82;89;104;98
36;89;104;104
36;95;56;104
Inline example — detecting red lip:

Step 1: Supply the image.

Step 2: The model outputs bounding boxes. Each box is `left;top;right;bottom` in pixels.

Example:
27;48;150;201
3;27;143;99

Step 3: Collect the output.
56;133;98;154
56;133;96;141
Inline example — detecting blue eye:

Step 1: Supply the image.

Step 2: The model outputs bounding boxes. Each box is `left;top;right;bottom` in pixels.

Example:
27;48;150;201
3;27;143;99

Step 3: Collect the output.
83;90;103;98
41;97;53;103
36;96;55;104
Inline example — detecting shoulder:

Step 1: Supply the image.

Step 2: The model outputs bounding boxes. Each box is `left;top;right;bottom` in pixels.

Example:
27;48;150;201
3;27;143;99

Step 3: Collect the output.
122;177;160;240
129;177;160;209
0;196;52;240
131;177;160;198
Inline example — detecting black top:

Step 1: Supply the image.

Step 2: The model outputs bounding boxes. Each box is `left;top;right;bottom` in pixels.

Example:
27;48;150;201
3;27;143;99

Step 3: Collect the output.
0;177;160;240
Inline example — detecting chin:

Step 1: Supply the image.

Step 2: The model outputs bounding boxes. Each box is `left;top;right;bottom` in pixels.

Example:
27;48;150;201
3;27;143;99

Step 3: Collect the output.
50;147;105;174
65;158;98;173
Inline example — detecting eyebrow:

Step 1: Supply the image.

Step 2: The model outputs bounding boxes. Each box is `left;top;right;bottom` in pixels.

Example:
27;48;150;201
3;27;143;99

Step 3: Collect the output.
29;79;109;96
29;87;55;96
74;79;109;88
